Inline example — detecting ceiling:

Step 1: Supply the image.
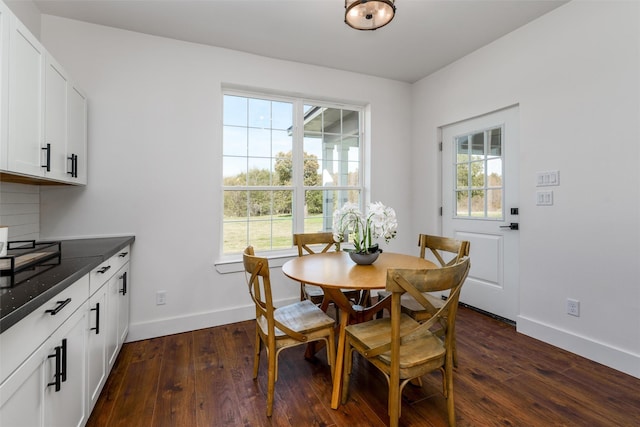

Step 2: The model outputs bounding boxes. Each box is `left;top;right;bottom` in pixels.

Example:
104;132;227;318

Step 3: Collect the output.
33;0;569;83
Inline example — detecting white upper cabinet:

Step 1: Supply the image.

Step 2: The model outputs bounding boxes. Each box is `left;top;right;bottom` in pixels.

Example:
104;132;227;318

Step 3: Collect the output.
0;1;8;169
0;3;87;185
44;53;69;181
6;14;44;177
67;84;87;184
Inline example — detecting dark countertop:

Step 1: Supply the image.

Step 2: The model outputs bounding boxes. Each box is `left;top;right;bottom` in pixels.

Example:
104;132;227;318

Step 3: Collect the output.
0;236;135;333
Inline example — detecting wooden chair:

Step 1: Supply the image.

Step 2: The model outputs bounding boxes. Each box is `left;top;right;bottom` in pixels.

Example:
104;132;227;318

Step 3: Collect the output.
293;232;361;309
378;234;470;365
341;257;471;427
243;246;336;417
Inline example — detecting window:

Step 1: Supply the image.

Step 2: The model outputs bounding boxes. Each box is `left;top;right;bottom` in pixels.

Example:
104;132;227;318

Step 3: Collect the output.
455;126;503;219
222;91;364;254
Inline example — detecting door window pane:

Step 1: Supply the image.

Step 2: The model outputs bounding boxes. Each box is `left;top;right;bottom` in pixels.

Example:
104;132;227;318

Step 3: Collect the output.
454;126;504;220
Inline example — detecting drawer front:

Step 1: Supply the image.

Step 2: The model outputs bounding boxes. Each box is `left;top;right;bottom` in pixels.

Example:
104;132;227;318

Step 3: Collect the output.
0;274;89;384
89;245;130;296
110;245;131;274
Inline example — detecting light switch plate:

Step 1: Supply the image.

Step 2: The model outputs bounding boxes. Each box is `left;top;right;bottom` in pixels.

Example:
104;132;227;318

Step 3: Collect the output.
536;170;560;187
536;190;553;206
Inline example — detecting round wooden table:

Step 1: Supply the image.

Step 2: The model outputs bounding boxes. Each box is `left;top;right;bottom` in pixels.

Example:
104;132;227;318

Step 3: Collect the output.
282;251;435;409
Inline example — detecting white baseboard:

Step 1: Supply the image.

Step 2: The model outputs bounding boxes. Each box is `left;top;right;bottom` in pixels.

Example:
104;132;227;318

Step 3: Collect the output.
126;296;300;342
517;315;640;379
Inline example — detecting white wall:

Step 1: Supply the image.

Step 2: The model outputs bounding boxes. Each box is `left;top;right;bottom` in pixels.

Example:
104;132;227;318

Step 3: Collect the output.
38;16;413;341
410;1;639;377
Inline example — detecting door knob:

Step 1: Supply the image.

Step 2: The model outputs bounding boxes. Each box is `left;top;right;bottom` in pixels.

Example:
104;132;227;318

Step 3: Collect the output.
499;223;519;230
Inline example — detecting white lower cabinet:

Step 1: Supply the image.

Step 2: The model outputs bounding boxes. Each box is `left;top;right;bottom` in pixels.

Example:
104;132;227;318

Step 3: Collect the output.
87;285;107;411
0;301;88;427
0;245;132;426
43;303;88;427
87;246;131;413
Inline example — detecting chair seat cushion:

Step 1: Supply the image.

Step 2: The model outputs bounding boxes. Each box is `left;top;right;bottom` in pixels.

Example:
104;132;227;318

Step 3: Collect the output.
346;314;445;370
258;300;335;337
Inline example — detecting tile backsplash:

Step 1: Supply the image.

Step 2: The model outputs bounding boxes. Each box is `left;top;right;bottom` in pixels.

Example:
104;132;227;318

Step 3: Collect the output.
0;181;40;241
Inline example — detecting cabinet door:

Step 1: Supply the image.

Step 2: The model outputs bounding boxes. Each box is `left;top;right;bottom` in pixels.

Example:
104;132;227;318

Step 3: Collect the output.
106;274;120;369
0;1;9;169
87;287;107;412
67;84;87;184
7;16;44;176
0;343;47;427
43;54;68;181
43;304;88;427
116;264;131;345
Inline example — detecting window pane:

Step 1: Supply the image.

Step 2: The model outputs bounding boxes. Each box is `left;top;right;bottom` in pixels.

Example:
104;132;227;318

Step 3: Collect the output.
304;189;362;233
248;98;271;128
223;96;247;126
303;135;323;160
223;157;246;184
456;136;468;162
487;158;502;187
248;128;271;158
471;189;485;217
247;158;272;186
488;127;501;158
224;190;247;217
223;126;247;156
272;130;292;157
487;189;502;218
471;132;484;161
457;164;468;188
471;161;485;188
272;101;293;130
456;190;469;216
223;220;247;254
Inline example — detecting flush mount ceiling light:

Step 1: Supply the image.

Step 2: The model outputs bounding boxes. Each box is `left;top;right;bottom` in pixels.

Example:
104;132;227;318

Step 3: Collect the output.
345;0;396;31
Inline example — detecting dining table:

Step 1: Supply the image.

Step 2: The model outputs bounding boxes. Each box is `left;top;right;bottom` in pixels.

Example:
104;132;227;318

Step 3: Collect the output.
281;251;436;409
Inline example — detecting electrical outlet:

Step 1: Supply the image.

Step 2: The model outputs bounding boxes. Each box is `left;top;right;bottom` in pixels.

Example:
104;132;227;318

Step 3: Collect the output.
156;291;167;305
567;298;580;317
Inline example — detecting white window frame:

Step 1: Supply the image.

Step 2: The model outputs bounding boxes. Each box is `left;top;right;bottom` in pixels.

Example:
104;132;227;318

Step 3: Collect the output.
219;88;366;262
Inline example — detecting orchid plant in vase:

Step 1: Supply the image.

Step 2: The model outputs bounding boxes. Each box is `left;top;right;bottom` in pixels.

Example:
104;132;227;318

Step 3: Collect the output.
332;201;398;254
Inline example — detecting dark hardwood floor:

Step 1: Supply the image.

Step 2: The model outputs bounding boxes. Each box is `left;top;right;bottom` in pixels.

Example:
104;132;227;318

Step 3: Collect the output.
87;306;640;426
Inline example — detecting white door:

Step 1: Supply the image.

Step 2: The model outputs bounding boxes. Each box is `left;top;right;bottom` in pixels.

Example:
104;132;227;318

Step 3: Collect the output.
441;106;519;323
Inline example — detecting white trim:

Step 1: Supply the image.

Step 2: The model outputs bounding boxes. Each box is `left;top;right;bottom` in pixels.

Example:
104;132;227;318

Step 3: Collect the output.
517;315;640;378
127;296;300;342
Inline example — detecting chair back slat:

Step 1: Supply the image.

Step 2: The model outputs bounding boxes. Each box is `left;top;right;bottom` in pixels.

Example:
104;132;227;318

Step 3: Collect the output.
418;234;470;267
293;232;340;256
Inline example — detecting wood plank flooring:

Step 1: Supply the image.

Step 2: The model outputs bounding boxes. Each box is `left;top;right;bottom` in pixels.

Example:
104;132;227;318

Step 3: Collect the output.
87;306;640;426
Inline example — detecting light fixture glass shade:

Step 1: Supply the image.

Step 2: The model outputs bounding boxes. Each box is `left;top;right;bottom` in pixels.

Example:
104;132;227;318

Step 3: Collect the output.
345;0;396;31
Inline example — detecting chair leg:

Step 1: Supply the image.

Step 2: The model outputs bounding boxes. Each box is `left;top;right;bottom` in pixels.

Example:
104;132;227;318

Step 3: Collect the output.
266;341;277;417
341;342;353;405
388;378;401;427
253;329;261;379
445;366;456;426
326;333;336;379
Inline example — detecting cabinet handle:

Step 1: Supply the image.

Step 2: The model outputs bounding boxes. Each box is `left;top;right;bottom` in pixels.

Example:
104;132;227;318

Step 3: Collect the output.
41;143;51;172
91;303;100;334
118;252;129;257
61;338;67;383
67;154;78;178
47;344;62;392
45;298;71;316
97;265;111;274
119;272;127;295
